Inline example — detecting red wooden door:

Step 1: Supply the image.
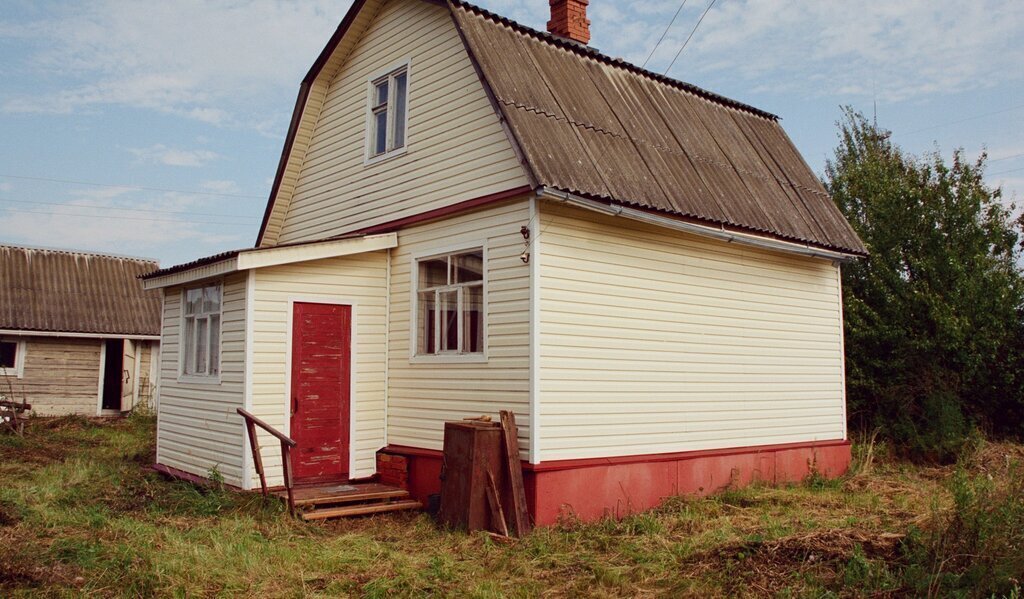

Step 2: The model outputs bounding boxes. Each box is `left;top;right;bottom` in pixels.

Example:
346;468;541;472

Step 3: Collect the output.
290;302;352;483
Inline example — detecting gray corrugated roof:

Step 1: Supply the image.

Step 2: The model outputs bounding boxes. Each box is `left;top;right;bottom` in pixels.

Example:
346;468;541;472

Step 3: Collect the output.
0;245;161;336
451;1;867;255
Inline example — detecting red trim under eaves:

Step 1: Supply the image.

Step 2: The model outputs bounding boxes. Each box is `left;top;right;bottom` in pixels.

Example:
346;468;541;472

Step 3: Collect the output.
354;185;533;235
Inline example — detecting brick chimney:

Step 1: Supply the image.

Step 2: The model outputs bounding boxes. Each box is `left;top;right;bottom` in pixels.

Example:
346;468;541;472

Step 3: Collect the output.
547;0;591;45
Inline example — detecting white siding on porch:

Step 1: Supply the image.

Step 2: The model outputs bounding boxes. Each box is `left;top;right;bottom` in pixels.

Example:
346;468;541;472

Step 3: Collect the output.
271;0;528;246
538;202;846;461
156;273;247;486
249;253;388;486
388;198;532;457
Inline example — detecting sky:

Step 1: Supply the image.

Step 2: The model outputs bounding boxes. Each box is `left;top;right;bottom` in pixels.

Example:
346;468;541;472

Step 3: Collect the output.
1;0;1022;267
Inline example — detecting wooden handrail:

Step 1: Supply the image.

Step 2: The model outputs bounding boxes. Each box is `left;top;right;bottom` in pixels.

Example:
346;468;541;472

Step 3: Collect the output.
237;408;297;447
237;407;297;517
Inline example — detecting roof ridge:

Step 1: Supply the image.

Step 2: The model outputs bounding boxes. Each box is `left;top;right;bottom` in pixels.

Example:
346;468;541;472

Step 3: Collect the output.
449;0;778;122
0;243;159;265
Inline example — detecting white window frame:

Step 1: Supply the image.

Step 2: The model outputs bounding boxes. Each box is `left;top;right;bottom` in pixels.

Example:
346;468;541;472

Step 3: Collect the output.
410;242;488;364
178;281;223;384
0;339;26;379
364;59;411;165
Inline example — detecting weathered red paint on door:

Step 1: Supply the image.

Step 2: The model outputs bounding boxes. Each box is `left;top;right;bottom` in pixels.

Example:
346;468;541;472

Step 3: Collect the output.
290;302;351;483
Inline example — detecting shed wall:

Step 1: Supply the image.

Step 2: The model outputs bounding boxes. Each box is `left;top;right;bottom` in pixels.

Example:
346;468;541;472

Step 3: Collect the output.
0;336;101;415
156;273;247;486
538;202;846;461
249;253;388;487
387;198;532;457
273;0;528;245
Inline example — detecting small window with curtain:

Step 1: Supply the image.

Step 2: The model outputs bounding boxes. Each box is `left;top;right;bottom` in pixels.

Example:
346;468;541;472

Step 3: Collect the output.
415;248;485;357
181;283;222;378
367;64;409;161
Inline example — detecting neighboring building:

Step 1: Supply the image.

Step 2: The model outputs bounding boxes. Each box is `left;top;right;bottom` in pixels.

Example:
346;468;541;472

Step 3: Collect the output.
0;245;161;416
142;0;867;524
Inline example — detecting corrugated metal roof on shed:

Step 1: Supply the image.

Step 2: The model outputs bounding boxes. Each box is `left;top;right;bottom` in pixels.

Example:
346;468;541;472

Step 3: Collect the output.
450;1;867;255
0;245;161;336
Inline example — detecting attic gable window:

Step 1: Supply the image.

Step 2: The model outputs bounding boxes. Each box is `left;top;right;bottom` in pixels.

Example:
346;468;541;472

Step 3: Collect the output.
366;64;409;161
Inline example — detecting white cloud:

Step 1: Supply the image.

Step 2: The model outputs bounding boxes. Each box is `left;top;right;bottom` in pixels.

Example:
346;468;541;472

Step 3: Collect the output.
0;1;344;130
200;180;241;194
585;0;1024;102
0;192;246;261
129;144;219;167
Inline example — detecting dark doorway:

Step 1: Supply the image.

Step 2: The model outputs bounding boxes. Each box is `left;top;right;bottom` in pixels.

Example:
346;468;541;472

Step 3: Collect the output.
102;339;124;411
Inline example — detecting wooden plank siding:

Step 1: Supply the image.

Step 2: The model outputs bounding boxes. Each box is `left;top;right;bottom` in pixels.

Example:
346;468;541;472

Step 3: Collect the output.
388;198;532;458
0;337;101;415
249;253;388;487
537;201;846;461
271;0;528;245
156;273;247;487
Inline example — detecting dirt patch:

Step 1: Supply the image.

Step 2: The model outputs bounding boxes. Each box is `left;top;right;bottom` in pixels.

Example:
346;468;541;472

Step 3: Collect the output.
0;500;21;526
683;529;906;595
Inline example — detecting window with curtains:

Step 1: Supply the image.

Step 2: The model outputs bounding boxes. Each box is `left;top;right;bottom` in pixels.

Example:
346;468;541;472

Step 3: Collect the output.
181;283;221;378
367;64;409;160
415;249;485;357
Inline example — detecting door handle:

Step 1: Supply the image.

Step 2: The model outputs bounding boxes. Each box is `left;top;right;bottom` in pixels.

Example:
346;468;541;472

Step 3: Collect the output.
291;395;298;416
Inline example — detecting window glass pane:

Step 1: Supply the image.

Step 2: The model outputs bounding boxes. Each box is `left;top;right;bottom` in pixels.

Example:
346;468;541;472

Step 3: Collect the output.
453;251;483;283
0;342;16;369
418;258;448;289
209;314;220;375
185;288;202;315
183;315;196;374
463;285;483;354
202;285;221;313
373;110;388;155
195;317;209;375
417;291;435;354
439;289;458;352
392;72;407;149
375;81;389;107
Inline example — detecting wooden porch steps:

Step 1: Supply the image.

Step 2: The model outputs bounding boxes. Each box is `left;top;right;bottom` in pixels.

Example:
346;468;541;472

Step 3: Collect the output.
273;482;422;521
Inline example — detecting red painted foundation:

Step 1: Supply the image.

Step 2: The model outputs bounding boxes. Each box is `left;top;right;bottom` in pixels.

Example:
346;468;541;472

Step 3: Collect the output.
381;439;851;526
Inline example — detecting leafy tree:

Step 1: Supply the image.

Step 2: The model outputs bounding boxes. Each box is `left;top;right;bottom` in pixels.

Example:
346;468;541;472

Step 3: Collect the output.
825;108;1024;460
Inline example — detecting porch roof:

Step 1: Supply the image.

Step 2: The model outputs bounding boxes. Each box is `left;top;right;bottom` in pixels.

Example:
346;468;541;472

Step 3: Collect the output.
141;233;398;290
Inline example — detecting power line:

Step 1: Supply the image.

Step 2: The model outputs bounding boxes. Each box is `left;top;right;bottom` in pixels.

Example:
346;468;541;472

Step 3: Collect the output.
898;103;1024;137
0;173;265;200
988;165;1024;177
0;196;259;220
0;205;254;227
664;0;719;76
987;152;1024;164
641;0;689;69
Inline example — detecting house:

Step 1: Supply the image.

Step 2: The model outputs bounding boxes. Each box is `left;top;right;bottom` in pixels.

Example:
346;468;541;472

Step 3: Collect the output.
141;0;867;524
0;245;161;416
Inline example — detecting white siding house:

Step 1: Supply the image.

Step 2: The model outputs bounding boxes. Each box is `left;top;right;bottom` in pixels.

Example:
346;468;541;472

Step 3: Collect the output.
145;0;866;523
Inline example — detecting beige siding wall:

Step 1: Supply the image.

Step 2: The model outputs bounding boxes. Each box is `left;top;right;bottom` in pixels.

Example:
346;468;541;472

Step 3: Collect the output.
0;337;101;415
156;274;247;486
538;202;846;461
273;0;528;245
388;198;532;456
249;253;388;487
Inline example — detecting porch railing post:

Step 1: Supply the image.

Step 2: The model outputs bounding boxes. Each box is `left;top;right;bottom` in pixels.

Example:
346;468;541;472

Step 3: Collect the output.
237;408;298;517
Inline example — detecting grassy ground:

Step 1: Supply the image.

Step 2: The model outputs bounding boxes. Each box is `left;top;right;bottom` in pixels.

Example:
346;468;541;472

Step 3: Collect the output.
0;415;1021;598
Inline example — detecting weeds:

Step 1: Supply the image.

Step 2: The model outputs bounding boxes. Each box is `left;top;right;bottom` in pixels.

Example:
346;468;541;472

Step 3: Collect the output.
2;416;1022;597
